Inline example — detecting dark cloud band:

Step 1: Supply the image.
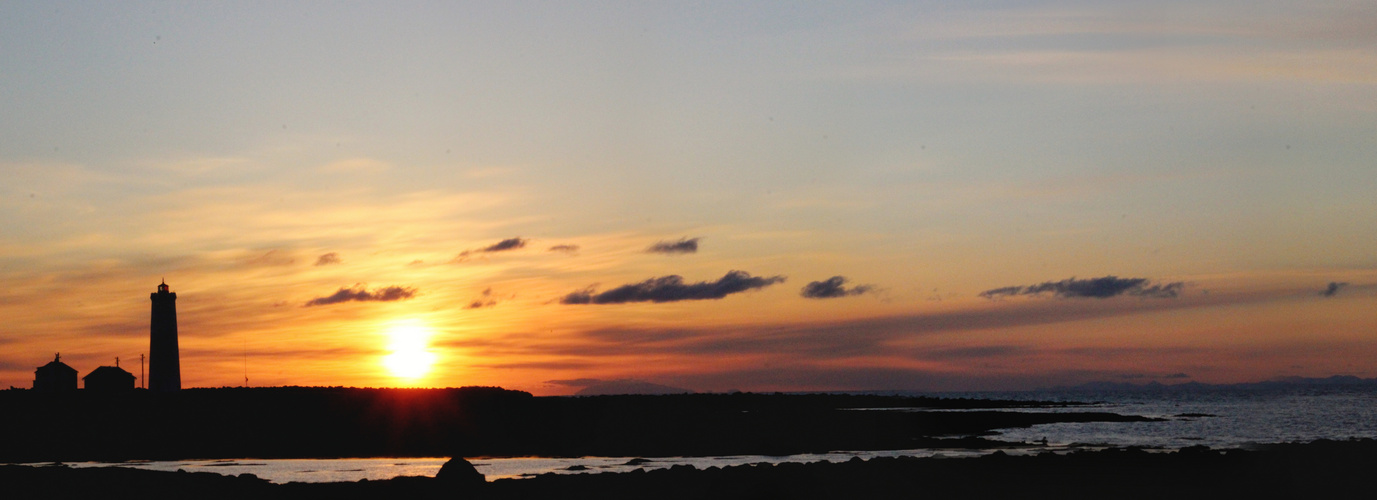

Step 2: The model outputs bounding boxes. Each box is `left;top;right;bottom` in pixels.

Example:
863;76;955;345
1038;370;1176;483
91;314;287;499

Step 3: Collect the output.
979;276;1184;300
304;284;416;307
646;237;700;254
453;237;530;263
801;276;874;299
561;270;785;304
481;237;528;253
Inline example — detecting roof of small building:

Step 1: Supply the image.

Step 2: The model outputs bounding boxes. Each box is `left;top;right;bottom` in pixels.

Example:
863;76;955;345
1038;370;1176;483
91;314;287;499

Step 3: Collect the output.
38;360;78;374
83;365;135;380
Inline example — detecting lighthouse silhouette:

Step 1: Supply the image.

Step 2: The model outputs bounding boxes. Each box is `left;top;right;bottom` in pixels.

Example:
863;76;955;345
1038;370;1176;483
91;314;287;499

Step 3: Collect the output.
149;280;181;392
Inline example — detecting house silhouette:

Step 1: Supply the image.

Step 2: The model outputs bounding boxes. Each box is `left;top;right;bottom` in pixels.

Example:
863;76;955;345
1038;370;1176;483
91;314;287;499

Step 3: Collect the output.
84;360;136;392
33;354;77;392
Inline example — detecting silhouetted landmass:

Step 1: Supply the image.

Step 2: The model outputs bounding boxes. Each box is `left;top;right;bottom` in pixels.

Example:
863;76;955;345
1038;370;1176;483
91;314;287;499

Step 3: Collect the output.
5;440;1377;499
0;387;1137;462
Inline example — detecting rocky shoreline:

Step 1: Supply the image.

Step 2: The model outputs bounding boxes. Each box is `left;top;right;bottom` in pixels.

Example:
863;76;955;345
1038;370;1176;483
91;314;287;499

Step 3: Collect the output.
6;439;1376;499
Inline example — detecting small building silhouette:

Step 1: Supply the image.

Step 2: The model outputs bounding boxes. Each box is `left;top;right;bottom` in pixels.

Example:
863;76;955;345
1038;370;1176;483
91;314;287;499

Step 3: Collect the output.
84;359;136;392
33;353;78;392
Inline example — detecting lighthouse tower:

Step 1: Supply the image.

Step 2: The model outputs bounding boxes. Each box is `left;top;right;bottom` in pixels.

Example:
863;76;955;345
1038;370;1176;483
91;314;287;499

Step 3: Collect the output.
148;280;181;392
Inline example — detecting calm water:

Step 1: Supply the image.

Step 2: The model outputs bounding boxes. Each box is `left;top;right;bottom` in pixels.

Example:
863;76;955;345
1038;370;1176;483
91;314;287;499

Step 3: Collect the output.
974;385;1377;449
36;449;989;483
35;386;1377;483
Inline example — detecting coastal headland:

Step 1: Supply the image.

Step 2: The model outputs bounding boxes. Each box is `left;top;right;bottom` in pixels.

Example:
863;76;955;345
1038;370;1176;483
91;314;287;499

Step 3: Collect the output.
0;386;1144;462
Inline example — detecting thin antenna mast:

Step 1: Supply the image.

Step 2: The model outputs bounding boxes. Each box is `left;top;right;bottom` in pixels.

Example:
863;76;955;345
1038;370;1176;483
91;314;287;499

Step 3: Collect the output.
140;354;145;389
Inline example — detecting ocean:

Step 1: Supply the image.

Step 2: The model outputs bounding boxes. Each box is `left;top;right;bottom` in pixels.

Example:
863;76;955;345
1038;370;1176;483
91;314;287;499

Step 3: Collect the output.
959;384;1377;449
33;385;1377;483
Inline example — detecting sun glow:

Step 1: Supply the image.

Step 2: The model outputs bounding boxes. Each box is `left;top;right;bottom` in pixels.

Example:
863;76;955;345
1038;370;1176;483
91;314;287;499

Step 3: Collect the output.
381;321;437;382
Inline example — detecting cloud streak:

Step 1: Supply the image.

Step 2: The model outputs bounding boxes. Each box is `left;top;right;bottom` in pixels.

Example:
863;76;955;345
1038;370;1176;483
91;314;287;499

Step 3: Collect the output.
545;378;604;387
244;250;295;267
481;237;528;253
314;252;341;266
1319;282;1349;297
303;284;417;307
453;237;529;262
801;276;874;299
528;288;1289;360
646;237;700;254
979;276;1184;300
561;270;786;304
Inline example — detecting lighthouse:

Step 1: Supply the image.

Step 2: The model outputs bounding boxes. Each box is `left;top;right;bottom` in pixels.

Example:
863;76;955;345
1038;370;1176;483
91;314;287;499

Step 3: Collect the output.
148;280;181;392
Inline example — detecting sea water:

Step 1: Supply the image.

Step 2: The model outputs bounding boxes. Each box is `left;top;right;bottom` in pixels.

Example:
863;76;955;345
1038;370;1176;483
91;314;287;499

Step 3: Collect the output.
34;386;1377;483
33;448;988;483
973;385;1377;449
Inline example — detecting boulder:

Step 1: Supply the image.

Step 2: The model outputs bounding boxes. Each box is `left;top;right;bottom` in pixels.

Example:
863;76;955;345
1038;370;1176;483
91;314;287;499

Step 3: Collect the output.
436;457;486;489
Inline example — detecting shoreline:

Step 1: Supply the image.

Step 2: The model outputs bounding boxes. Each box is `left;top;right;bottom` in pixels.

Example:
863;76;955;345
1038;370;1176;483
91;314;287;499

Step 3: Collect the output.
6;439;1375;499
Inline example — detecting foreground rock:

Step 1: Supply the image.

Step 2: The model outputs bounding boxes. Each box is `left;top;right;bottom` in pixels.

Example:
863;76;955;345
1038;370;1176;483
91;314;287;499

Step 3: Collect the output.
435;457;487;489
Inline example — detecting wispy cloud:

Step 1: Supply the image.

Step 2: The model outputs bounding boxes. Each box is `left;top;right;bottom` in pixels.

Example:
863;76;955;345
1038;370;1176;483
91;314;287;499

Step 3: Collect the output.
303;284;417;307
979;276;1185;299
536;289;1284;360
470;361;596;371
314;252;341;266
560;270;786;304
801;276;874;299
621;365;1201;394
465;287;498;309
1319;282;1349;297
548;244;580;254
244;250;295;267
544;378;603;387
646;237;700;255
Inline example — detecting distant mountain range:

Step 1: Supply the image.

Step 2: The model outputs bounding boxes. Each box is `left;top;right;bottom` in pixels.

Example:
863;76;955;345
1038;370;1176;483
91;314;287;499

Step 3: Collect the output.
1048;375;1377;392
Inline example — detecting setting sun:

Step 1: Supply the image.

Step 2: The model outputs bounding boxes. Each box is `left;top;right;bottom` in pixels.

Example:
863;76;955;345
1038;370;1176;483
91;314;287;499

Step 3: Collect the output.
381;321;437;381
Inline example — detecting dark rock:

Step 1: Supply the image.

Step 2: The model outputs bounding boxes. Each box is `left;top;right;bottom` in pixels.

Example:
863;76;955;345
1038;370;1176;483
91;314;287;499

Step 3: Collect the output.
435;457;486;488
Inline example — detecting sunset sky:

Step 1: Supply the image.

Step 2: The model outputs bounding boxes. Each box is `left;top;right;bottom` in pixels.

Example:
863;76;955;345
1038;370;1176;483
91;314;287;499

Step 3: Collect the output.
3;1;1375;395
